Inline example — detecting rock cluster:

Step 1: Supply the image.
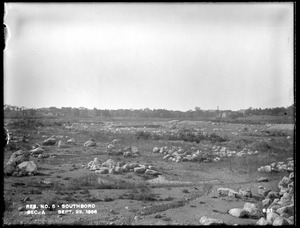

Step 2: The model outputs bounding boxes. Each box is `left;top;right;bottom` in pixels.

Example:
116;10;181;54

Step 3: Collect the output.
217;187;252;199
106;139;140;157
83;158;160;175
258;159;294;173
4;149;38;176
30;147;45;157
153;146;212;163
221;172;294;225
212;145;258;157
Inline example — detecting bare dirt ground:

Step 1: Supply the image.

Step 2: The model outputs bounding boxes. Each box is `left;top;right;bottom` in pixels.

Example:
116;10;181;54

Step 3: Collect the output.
3;117;295;225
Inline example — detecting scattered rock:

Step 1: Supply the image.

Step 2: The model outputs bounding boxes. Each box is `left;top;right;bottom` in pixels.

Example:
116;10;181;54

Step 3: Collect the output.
199;216;224;225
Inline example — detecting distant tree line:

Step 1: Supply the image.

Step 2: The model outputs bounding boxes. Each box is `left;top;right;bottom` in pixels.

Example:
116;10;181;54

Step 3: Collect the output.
3;104;294;119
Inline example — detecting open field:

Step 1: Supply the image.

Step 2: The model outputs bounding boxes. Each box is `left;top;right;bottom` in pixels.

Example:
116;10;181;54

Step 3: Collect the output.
3;116;295;225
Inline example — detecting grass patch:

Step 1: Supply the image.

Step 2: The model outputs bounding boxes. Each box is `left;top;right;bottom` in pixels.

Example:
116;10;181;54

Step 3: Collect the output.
120;183;158;202
67;173;149;190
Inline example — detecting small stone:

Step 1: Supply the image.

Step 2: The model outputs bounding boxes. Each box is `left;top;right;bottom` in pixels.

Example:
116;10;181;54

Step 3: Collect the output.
30;147;45;155
18;206;26;211
145;169;159;175
257;177;269;182
134;167;146;174
83;140;96;147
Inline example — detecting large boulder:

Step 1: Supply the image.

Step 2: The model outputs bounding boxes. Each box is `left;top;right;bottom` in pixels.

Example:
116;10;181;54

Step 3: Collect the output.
199;216;224;225
42;137;56;146
7;150;30;166
228;208;248;218
18;161;37;174
243;202;263;219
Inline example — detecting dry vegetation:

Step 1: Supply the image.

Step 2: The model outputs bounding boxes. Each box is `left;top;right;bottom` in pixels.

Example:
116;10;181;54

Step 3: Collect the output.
3;115;294;225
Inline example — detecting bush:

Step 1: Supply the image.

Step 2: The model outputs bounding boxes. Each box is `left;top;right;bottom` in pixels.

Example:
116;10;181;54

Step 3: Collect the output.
135;131;152;140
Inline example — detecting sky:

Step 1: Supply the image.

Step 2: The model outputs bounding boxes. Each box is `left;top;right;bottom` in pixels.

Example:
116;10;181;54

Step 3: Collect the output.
4;3;294;111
